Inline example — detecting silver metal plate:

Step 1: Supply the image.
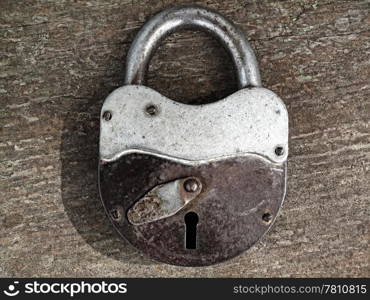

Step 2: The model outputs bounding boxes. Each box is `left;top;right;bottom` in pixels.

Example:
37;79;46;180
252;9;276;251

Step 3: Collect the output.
100;85;288;164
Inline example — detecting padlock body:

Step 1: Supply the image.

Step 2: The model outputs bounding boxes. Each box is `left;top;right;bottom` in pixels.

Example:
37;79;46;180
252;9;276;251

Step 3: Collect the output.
99;86;288;266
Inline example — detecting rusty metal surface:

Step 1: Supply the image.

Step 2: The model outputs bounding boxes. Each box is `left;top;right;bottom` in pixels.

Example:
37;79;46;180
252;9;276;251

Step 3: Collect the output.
97;5;288;267
127;177;202;225
99;153;286;266
98;5;288;267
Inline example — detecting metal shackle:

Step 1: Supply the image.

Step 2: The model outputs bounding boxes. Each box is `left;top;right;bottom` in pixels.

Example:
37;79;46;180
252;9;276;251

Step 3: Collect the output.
124;5;262;89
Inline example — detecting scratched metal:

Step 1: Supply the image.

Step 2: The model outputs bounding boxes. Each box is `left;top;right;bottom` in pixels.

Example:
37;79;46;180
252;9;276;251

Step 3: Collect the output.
124;5;261;88
127;177;202;225
99;153;286;266
98;5;288;266
99;85;288;164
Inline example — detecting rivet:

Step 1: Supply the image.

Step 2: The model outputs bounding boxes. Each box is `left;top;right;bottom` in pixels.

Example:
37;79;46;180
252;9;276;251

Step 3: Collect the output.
103;111;112;121
145;104;158;116
275;146;284;156
110;206;123;222
183;178;200;193
262;212;273;224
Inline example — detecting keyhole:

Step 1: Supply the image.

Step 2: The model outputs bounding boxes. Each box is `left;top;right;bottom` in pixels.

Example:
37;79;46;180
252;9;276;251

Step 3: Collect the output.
184;212;199;249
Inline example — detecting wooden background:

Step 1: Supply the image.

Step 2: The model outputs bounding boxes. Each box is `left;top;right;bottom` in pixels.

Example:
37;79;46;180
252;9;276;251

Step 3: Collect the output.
1;0;369;277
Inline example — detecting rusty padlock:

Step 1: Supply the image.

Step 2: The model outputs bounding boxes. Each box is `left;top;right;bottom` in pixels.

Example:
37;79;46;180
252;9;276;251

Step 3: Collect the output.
99;5;288;266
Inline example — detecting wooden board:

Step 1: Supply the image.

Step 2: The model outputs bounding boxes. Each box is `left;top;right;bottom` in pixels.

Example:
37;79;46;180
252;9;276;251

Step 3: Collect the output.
0;0;369;277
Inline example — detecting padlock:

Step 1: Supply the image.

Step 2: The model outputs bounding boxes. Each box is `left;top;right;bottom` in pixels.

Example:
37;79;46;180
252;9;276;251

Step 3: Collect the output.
99;5;288;266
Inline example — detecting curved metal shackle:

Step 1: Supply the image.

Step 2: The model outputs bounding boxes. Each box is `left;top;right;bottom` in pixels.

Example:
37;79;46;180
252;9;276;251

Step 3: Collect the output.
124;5;262;89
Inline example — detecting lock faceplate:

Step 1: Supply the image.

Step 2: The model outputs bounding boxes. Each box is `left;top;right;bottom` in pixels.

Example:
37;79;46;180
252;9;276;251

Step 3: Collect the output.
99;85;288;266
100;86;288;164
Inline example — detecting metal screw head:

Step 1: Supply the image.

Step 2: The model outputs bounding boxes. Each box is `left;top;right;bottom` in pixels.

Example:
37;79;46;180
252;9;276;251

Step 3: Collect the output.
275;146;284;156
145;104;158;116
262;212;273;223
103;111;112;121
183;178;200;193
110;206;123;222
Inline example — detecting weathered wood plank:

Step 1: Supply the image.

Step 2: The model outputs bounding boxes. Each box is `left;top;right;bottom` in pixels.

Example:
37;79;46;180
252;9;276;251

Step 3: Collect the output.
1;0;369;277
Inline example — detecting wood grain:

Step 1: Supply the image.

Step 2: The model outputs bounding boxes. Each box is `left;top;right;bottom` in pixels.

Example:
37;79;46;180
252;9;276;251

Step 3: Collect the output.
0;0;369;277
